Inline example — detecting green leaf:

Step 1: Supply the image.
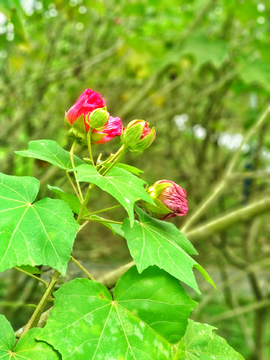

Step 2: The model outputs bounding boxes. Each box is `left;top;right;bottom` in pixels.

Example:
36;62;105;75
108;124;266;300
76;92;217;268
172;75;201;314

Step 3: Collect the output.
0;0;28;45
122;207;215;294
15;140;85;170
182;31;228;68
0;173;79;275
39;266;197;359
17;265;42;274
178;319;244;360
238;58;270;91
0;315;60;359
74;164;154;226
47;185;88;215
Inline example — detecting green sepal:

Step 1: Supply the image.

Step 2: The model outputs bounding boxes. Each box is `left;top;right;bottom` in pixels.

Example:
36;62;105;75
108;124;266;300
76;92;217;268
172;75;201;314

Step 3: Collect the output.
65;115;87;145
121;120;144;148
145;198;173;215
131;127;155;153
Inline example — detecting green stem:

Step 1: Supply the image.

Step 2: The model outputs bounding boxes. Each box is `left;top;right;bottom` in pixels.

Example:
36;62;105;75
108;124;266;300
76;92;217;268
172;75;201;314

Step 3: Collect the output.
14;267;48;287
70;256;95;281
20;270;60;339
70;140;83;201
87;130;95;168
87;205;122;216
66;170;80;200
101;145;128;176
84;217;122;225
77;184;95;224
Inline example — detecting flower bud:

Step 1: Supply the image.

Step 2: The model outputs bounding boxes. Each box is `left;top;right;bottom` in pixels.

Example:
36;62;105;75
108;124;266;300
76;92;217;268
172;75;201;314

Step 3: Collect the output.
121;120;155;154
91;116;123;144
65;89;106;133
145;180;188;220
85;107;109;130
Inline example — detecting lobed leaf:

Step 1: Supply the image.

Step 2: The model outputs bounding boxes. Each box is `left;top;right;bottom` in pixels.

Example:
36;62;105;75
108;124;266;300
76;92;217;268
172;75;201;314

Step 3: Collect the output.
178;319;244;360
122;206;215;294
0;315;60;359
0;173;79;275
15;140;85;170
73;164;154;226
39;266;197;359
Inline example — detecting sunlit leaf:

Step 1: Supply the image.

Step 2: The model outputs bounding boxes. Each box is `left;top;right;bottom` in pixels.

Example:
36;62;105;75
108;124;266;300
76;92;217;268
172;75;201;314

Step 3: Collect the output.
0;173;79;275
74;164;154;226
122;206;215;294
39;266;197;359
0;315;60;359
178;319;244;360
15;140;85;170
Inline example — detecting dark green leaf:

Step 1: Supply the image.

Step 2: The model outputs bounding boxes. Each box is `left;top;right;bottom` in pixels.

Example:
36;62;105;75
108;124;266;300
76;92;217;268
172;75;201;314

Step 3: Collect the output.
39;266;197;359
122;206;215;294
15;140;85;170
74;164;154;226
0;315;60;359
0;173;79;275
178;319;244;360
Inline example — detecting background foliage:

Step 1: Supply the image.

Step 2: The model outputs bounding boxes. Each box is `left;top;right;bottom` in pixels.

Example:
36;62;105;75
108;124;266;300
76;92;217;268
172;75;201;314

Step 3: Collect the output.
1;0;270;359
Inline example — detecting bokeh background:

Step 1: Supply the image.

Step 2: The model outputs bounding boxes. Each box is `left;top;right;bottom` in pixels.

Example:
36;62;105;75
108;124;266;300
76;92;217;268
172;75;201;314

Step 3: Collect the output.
1;0;270;359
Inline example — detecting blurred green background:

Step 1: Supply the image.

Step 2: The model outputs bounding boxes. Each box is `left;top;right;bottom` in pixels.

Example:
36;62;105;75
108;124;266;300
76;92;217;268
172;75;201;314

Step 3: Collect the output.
1;0;270;359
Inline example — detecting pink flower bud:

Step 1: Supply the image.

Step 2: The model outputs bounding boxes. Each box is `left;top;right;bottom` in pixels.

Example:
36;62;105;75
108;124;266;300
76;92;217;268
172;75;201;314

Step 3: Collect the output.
91;116;124;144
66;89;106;132
145;180;188;220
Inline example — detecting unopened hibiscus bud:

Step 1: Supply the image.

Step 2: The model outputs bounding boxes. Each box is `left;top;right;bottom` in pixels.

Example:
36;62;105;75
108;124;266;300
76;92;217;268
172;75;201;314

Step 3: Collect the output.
85;107;109;130
121;120;155;154
65;89;106;137
145;180;188;220
91;116;123;144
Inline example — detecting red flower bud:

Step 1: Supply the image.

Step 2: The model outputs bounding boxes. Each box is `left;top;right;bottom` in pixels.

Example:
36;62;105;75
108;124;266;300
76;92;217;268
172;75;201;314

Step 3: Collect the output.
66;89;106;132
91;116;124;144
145;180;188;220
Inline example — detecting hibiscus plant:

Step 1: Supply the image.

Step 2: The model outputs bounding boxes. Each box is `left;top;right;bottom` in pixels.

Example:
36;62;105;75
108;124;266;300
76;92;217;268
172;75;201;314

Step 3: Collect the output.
0;89;244;359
